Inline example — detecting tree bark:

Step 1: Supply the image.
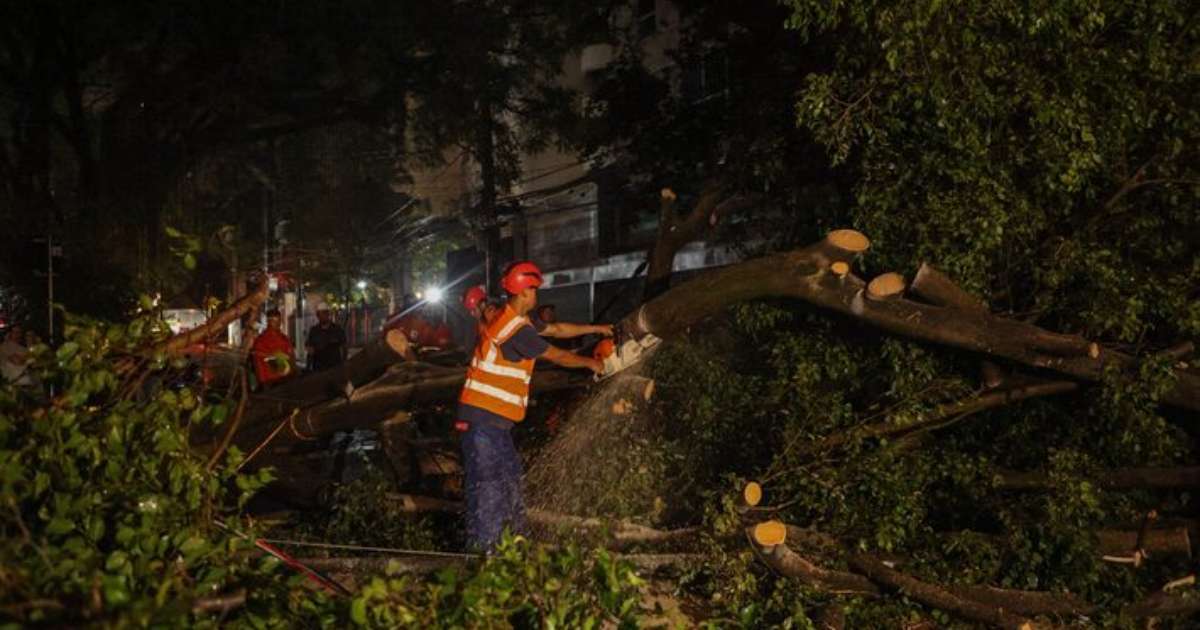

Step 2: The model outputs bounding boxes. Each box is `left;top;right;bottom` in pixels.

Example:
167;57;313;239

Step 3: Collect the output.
617;231;1200;412
1096;527;1191;558
803;378;1078;458
1123;591;1200;618
911;263;1005;388
750;523;1096;620
846;554;1038;629
197;330;417;452
377;412;415;487
239;329;413;430
752;539;879;596
644;184;740;301
158;277;269;355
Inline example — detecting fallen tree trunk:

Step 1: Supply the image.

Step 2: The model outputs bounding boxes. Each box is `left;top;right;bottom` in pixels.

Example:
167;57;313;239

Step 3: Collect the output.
846;554;1039;629
220;229;1197;461
750;523;1102;621
1097;527;1192;558
751;537;879;596
241;330;413;430
995;467;1200;491
911;263;1005;388
160;278;269;355
751;531;1093;620
617;230;1200;412
1123;591;1200;618
257;367;584;452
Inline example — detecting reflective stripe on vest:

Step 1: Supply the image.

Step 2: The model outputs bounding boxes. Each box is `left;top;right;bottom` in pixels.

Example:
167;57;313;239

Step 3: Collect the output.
470;344;534;382
459;305;536;421
463;378;528;407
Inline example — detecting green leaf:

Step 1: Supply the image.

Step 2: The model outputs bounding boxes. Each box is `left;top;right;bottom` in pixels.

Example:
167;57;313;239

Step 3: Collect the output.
103;575;130;607
351;598;368;625
46;517;75;536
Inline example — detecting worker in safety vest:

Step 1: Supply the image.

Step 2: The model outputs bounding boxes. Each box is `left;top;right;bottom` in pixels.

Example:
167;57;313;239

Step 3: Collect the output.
458;262;612;551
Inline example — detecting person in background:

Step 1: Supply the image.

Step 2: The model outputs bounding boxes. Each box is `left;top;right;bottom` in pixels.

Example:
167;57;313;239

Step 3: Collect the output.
462;285;497;331
0;324;32;387
250;309;295;389
305;306;346;372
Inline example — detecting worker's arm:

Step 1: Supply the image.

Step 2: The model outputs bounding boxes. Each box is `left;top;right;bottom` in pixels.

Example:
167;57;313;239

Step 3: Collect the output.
540;345;603;374
540;322;613;339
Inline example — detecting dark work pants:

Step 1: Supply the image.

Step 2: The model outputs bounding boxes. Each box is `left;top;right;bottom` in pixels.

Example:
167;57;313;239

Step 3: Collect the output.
462;418;526;551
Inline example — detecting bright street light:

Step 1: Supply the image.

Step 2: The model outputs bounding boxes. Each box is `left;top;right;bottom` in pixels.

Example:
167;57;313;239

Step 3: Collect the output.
425;286;444;303
356;280;367;290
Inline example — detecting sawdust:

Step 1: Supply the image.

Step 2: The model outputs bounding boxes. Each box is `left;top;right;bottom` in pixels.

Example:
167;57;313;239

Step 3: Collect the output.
524;350;667;522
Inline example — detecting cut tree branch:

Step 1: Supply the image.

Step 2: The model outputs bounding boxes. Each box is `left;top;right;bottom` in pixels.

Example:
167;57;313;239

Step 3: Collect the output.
617;230;1200;412
158;276;268;355
803;378;1078;458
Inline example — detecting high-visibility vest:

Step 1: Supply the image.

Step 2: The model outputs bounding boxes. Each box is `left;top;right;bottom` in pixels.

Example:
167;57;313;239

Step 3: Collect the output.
459;305;536;421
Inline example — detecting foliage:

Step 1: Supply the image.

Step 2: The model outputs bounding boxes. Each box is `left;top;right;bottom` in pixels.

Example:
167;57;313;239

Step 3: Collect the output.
784;0;1200;346
641;301;1196;624
0;303;286;626
289;464;446;554
350;534;643;629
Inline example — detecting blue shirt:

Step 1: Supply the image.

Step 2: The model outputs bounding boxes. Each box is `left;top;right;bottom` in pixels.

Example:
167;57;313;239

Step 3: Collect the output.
459;314;548;426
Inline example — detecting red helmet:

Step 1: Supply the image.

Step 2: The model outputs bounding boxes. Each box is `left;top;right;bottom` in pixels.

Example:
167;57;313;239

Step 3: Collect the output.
500;261;543;295
462;285;487;311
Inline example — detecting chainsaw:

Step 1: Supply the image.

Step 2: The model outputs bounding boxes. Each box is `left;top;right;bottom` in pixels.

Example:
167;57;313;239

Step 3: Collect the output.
593;321;661;381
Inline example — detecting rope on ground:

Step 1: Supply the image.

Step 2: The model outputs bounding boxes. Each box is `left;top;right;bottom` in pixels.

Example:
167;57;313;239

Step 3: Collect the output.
258;538;481;559
289;409;319;442
237;409;299;472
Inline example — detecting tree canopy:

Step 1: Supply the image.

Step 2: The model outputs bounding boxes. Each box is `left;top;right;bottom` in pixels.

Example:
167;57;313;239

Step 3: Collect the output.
786;0;1200;342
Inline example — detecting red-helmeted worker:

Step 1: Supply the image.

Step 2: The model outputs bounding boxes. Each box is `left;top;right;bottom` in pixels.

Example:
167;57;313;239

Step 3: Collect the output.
461;284;496;334
458;262;612;551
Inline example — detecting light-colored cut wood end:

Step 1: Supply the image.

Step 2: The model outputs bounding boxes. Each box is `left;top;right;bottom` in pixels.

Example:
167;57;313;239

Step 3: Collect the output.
753;520;787;547
830;261;850;277
661;187;677;201
826;229;870;253
1088;342;1100;359
743;482;762;507
866;272;906;300
612;399;633;415
642;379;656;401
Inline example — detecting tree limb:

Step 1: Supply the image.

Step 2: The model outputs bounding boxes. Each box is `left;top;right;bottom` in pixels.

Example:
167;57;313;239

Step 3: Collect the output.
617;230;1200;412
846;554;1039;629
157;277;268;356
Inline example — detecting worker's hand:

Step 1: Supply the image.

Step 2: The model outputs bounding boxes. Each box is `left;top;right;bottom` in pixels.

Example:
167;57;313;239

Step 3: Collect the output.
592;324;614;337
586;357;604;376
